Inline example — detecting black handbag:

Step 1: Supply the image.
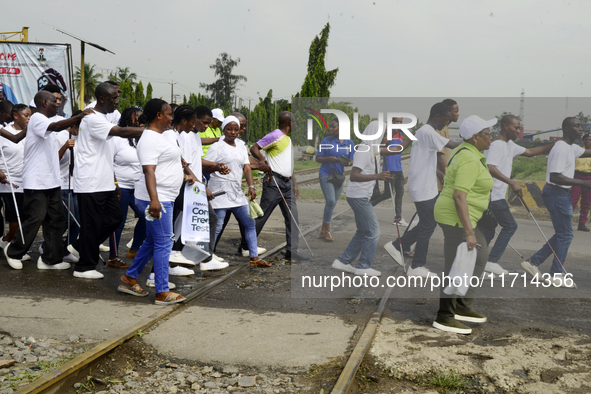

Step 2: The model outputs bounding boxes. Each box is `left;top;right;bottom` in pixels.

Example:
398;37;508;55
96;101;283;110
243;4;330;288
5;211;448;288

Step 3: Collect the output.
447;147;497;232
326;137;345;186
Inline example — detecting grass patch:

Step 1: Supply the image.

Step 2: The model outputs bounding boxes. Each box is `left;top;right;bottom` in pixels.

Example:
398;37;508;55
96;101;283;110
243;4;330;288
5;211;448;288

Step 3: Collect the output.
298;188;346;200
294;159;321;172
4;355;78;390
425;370;469;392
511;155;548;181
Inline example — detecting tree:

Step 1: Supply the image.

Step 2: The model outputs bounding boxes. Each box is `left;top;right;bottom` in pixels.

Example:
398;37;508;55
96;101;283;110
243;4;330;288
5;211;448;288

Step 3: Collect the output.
109;67;138;89
493;111;522;134
575;112;591;132
146;83;153;102
134;81;145;108
199;52;247;107
73;63;103;105
118;79;134;112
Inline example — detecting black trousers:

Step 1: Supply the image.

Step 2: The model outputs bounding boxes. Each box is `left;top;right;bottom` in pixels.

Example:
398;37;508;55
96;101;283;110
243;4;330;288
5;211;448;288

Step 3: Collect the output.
172;183;217;262
436;223;488;323
8;187;64;265
387;171;405;219
241;176;299;252
73;191;122;272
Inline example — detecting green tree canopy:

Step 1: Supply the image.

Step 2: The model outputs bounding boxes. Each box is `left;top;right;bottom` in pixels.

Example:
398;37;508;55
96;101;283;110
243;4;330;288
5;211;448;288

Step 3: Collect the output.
199;52;247;108
134;81;145;108
146;83;153;102
73;63;103;105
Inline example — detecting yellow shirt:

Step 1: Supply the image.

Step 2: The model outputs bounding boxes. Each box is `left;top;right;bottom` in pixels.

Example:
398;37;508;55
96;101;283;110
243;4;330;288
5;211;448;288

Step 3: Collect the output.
574;157;591;173
201;126;222;157
436;125;450;191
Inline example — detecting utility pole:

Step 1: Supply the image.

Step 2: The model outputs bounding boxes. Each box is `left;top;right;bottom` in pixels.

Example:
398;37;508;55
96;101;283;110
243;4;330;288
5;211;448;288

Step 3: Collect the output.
247;98;252;144
519;89;525;128
170;81;176;103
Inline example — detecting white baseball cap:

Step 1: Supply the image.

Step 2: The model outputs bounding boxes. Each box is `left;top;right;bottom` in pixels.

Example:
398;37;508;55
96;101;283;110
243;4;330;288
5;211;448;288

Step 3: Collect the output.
459;115;497;139
211;108;224;122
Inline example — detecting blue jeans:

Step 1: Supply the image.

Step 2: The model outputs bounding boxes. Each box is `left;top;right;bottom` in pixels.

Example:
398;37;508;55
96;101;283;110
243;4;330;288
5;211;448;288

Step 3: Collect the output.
530;185;573;274
109;188;146;258
394;196;437;269
338;197;380;269
126;199;174;293
319;175;344;223
214;204;258;258
484;199;518;263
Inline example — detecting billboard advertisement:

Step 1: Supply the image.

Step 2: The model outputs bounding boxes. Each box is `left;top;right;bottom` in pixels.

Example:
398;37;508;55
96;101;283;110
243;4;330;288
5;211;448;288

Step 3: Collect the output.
0;42;73;117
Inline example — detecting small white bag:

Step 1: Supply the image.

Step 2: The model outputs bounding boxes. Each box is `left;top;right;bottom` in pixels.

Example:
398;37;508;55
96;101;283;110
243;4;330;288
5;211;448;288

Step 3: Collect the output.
443;242;477;297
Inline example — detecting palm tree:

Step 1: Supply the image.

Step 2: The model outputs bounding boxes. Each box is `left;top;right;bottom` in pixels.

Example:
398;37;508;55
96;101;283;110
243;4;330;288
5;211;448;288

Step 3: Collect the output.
114;67;137;89
74;63;103;105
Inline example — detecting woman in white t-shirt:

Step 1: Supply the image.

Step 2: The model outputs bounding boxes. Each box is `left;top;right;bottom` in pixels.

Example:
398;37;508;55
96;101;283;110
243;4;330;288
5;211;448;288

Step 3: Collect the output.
332;121;391;277
119;99;197;305
205;116;271;267
0;104;30;252
108;107;146;267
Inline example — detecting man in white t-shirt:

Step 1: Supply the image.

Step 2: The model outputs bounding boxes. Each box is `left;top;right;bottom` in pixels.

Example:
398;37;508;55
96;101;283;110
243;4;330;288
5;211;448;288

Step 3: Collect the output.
4;91;92;270
384;102;460;278
483;115;554;275
85;81;121;125
70;82;144;279
521;117;591;288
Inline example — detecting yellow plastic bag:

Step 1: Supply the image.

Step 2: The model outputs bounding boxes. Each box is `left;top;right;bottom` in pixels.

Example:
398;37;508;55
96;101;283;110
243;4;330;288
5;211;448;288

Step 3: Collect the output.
249;200;264;219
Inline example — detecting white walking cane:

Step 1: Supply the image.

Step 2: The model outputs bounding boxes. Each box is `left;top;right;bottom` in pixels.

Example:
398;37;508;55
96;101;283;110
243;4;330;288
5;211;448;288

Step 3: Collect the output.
0;148;24;243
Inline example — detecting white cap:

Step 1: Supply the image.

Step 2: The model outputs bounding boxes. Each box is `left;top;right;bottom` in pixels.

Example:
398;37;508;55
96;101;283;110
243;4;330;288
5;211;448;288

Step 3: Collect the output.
221;116;240;131
29;99;36;108
211;108;224;122
459;115;497;139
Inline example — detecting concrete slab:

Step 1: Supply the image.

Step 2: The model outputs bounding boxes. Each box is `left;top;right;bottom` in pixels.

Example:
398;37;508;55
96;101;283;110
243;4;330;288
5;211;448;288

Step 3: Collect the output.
0;297;164;341
144;306;356;370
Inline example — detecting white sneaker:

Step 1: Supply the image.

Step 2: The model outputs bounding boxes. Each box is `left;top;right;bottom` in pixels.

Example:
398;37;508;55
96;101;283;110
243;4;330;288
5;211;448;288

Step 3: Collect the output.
169;251;196;266
169;265;195;276
146;273;176;289
126;238;133;249
200;259;229;271
551;273;576;289
406;266;438;279
393;217;408;227
38;244;43;255
354;267;382;277
212;253;225;262
384;242;404;267
520;260;541;278
73;270;104;279
63;253;79;263
21;254;31;261
484;262;509;275
99;244;110;252
67;244;80;259
240;247;267;257
37;257;70;270
332;259;356;273
0;238;10;250
4;244;22;270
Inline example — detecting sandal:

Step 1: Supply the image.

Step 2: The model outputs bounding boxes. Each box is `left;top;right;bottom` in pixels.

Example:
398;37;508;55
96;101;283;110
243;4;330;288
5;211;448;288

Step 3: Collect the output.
117;283;148;297
108;257;129;268
250;259;272;268
155;292;186;305
323;232;335;242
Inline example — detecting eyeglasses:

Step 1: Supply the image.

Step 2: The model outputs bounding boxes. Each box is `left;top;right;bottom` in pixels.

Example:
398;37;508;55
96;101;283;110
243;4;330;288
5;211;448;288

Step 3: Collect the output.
239;124;247;129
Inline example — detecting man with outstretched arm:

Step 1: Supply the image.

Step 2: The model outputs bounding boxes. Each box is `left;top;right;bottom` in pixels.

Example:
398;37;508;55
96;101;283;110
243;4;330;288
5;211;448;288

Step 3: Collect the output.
483;114;554;275
4;91;93;270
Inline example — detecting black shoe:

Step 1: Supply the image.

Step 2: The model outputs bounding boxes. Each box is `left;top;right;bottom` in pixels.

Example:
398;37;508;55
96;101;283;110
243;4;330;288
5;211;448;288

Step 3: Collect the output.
577;223;590;232
284;251;311;261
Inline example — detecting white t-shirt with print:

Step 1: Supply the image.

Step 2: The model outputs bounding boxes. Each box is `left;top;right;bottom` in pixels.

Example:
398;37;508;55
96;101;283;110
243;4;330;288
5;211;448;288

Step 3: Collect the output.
205;140;250;209
406;124;449;202
485;139;527;201
546;140;585;190
22;112;61;190
74;112;116;193
113;137;141;189
135;129;183;202
0;124;25;193
346;148;378;200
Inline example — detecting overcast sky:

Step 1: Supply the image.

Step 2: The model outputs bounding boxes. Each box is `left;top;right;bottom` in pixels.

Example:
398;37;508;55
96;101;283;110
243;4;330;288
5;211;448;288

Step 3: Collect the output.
4;0;591;126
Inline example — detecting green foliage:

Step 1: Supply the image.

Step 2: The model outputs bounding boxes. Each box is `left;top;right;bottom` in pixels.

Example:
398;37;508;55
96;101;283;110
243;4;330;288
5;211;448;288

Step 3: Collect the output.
511;155;548;181
73;63;103;105
576;111;591;132
199;52;247;108
134;81;146;108
426;370;469;391
296;23;338;98
110;66;138;89
146;83;153;101
117;79;134;112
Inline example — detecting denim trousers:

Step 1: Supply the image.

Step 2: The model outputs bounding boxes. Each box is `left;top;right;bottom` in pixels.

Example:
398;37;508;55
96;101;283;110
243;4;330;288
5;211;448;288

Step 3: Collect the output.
109;188;146;258
483;199;518;263
436;223;488;323
319;175;345;223
338;197;380;269
215;204;258;258
394;196;438;269
126;199;174;293
530;185;573;274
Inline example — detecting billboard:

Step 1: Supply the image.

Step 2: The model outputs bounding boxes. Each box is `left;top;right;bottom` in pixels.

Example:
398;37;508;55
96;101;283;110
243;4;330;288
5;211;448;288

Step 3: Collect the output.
0;42;73;117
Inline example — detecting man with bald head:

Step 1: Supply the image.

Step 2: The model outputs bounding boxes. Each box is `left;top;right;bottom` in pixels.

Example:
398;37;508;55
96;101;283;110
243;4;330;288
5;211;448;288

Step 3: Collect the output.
521;117;591;288
246;111;310;261
70;82;145;279
4;91;93;270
